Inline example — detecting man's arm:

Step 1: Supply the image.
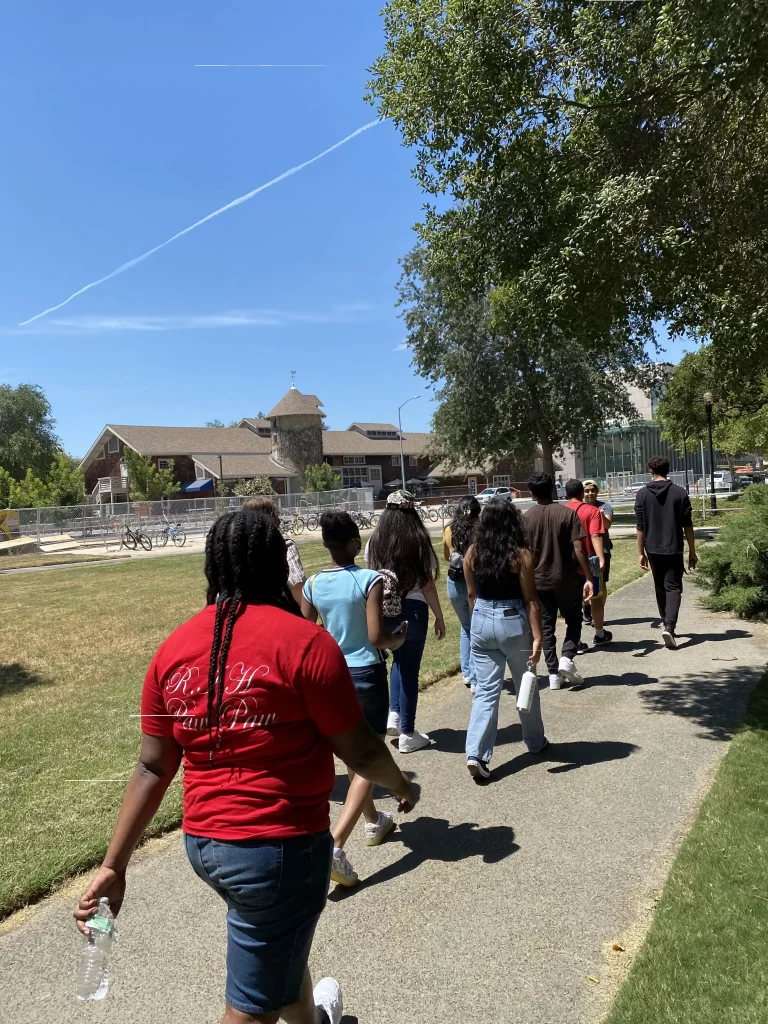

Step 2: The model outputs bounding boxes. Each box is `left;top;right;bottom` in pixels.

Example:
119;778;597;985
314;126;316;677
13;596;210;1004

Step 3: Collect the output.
573;539;594;601
682;494;697;568
635;494;649;570
592;532;605;568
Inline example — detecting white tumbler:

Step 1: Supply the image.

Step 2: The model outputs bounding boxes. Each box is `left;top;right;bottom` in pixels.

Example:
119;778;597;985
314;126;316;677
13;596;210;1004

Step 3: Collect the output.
517;663;537;713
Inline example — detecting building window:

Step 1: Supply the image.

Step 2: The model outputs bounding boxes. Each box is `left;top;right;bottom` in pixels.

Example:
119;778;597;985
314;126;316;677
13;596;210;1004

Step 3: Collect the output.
342;467;370;487
195;463;206;479
368;466;382;485
94;446;105;460
107;436;119;454
467;478;477;495
493;475;511;488
391;455;400;466
343;456;366;466
409;456;418;467
158;459;172;471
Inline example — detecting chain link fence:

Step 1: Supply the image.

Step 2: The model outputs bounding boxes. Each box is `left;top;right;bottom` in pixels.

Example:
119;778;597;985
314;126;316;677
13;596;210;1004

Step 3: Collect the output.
2;488;374;547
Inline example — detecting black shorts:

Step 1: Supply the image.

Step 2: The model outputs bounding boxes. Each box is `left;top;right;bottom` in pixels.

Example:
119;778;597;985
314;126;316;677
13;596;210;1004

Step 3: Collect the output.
348;660;389;735
603;550;612;584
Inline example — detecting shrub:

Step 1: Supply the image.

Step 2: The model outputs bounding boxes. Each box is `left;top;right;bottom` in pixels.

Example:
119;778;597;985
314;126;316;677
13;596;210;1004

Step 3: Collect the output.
696;485;768;619
302;463;342;493
232;477;276;496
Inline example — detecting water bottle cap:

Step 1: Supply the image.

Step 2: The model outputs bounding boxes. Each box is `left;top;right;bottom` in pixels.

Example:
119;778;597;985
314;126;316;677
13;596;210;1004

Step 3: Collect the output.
97;897;109;905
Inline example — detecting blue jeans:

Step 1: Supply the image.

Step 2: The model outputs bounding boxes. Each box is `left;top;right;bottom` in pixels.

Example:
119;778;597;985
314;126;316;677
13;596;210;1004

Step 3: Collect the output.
466;598;546;764
447;576;476;685
184;830;332;1015
385;598;429;733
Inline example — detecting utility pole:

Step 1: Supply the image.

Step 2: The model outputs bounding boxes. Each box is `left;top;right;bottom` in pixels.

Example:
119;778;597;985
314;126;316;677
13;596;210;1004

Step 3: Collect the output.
397;396;421;490
704;392;717;510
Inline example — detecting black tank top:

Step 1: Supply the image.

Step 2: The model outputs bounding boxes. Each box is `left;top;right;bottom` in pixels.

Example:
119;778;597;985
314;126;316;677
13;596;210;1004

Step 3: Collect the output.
475;568;523;601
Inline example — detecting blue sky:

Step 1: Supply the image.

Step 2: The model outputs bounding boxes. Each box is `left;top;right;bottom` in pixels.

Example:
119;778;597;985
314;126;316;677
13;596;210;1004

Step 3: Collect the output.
1;3;690;457
0;2;432;455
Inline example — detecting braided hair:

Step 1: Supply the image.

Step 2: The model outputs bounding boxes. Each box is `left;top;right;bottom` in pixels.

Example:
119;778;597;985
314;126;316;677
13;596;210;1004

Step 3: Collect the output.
203;509;300;762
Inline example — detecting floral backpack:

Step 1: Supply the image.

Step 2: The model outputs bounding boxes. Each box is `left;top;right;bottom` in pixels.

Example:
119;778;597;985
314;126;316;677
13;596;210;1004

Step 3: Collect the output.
377;568;402;617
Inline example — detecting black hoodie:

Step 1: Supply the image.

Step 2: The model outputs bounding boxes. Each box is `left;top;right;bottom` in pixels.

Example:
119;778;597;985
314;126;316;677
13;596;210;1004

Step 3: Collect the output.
634;478;693;555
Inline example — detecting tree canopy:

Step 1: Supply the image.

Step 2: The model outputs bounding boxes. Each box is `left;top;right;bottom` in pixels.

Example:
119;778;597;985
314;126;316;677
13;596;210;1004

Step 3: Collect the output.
232;477;276;496
122;449;180;501
369;0;768;404
0;384;61;480
302;463;342;493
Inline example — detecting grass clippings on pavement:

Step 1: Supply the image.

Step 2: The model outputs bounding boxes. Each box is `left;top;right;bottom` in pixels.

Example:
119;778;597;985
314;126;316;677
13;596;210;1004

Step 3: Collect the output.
604;668;768;1024
0;536;642;917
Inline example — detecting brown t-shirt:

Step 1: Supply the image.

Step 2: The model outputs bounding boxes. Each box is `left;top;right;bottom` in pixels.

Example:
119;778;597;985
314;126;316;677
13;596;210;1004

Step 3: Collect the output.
524;502;585;592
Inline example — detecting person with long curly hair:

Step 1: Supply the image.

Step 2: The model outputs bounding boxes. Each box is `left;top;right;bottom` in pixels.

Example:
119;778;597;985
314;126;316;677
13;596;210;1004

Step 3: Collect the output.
74;509;416;1024
443;495;481;692
366;490;445;752
463;500;547;780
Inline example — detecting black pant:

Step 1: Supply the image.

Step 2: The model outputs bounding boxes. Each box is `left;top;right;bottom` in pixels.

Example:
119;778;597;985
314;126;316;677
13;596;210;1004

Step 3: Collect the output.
539;588;583;675
648;553;684;631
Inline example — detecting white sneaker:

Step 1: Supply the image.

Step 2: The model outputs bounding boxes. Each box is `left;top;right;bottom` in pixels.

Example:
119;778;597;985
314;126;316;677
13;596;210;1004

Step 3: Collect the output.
470;683;477;695
386;710;400;736
364;810;395;847
330;848;358;887
313;977;343;1024
661;629;678;650
558;656;584;688
398;730;431;753
549;673;563;690
462;676;472;688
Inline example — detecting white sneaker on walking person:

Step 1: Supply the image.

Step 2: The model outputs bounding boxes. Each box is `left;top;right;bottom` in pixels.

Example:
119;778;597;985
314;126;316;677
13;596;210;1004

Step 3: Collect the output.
364;810;395;846
313;977;343;1024
398;730;430;753
549;673;564;690
330;848;358;887
386;710;400;736
661;628;678;649
558;656;584;688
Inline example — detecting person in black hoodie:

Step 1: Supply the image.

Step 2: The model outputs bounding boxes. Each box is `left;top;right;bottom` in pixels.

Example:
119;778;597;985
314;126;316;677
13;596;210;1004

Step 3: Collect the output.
635;456;697;649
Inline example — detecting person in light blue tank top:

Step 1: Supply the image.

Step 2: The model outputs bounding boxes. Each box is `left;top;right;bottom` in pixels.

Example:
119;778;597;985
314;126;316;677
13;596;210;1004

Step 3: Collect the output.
302;511;407;888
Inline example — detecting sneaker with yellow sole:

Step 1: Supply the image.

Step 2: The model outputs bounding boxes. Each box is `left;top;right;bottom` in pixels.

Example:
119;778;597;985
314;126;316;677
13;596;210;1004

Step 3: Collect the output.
364;810;395;847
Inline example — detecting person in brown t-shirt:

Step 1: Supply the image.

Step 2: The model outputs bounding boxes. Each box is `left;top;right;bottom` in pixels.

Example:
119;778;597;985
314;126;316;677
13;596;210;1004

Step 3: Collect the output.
524;473;594;689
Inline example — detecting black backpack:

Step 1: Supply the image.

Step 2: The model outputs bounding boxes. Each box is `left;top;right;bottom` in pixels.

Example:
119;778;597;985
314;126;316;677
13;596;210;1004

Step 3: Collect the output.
448;549;465;581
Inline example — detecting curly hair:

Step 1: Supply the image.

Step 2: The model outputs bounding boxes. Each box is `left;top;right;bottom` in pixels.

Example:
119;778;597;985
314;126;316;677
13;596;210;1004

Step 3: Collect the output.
202;509;301;763
367;506;437;594
449;495;481;555
471;500;528;589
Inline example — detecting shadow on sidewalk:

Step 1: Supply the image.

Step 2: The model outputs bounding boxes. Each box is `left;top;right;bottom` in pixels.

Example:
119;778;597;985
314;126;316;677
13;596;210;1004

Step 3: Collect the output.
429;722;522;754
639;664;762;741
572;671;658;689
607;616;661;628
327;817;518;900
672;628;753;650
491;739;639;782
331;771;419;805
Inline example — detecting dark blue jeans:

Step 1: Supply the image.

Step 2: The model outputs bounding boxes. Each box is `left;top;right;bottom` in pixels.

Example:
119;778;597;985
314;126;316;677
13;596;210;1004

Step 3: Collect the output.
385;598;429;734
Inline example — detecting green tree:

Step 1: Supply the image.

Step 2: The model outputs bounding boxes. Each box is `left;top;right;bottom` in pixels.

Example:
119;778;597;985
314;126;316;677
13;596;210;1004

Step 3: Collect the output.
0;384;60;480
369;1;768;390
205;419;242;428
122;448;180;501
232;477;276;496
46;452;85;506
0;467;12;510
302;463;342;493
9;470;52;508
697;485;768;619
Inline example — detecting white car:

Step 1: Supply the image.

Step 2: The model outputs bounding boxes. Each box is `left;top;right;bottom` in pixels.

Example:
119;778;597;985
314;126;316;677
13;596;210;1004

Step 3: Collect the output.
477;486;513;505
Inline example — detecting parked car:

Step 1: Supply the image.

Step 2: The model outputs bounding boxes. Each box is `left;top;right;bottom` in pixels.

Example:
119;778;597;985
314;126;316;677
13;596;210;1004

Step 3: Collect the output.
712;471;732;491
477;486;513;505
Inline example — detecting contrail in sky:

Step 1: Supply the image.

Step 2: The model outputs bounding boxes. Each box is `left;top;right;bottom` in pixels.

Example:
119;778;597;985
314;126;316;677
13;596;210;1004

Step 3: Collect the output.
19;118;381;327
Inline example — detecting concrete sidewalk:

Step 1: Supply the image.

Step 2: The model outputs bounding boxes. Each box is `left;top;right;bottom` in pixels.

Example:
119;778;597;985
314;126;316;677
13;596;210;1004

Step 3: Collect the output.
2;575;765;1023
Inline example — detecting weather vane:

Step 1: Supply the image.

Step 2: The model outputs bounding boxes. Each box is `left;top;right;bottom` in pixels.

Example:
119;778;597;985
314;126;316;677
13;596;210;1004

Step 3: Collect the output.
291;369;297;387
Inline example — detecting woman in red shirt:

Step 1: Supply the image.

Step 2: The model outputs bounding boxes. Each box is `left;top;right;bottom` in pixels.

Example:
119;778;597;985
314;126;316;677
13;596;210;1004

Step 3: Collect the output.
74;509;416;1024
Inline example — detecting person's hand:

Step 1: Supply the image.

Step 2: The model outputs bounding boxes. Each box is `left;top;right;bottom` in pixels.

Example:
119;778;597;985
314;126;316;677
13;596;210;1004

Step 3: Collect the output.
688;550;698;570
582;580;594;603
74;865;126;935
599;557;606;571
389;621;408;650
434;615;446;640
529;638;542;666
394;772;418;813
639;553;650;572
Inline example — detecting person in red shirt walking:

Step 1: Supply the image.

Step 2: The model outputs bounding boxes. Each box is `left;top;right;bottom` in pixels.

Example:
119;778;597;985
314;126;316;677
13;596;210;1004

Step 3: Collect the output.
74;509;416;1024
565;479;611;649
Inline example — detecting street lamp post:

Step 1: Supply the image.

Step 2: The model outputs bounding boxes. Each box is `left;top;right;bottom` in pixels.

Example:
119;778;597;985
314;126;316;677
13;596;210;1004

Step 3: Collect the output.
703;391;716;510
682;435;690;494
398;396;421;490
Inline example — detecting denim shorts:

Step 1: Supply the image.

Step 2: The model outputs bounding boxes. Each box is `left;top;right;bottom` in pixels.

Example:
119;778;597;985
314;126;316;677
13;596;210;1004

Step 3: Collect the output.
348;660;389;735
184;830;333;1015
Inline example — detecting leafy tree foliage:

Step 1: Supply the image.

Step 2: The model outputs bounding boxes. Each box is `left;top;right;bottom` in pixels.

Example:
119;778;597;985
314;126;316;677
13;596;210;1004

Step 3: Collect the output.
232;477;276;496
1;454;85;509
122;448;180;501
697;485;768;619
205;419;242;428
369;0;768;398
302;463;342;493
0;384;61;480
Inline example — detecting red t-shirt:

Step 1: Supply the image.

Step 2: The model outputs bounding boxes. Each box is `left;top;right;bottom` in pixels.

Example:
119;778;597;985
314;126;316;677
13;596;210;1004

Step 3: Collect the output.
140;603;362;840
566;499;604;560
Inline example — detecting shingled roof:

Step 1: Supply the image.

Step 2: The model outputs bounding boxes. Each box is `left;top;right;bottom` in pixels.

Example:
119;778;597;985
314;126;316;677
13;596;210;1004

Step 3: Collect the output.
105;425;270;456
321;430;432;457
266;387;325;419
193;453;293;479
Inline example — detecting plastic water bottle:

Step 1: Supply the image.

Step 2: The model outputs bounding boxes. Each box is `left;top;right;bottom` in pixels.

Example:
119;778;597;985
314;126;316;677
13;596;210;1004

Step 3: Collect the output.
76;897;116;1001
517;662;537;713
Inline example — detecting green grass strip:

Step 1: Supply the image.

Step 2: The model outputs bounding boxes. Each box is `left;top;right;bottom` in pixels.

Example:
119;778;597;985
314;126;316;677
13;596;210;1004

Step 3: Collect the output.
604;668;768;1024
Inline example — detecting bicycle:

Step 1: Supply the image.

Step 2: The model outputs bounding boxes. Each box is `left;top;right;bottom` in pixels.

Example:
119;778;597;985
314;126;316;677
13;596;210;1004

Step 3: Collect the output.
121;522;152;551
155;521;187;548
